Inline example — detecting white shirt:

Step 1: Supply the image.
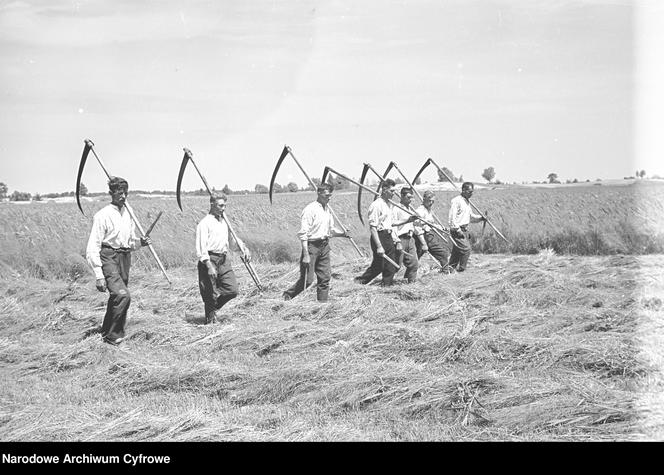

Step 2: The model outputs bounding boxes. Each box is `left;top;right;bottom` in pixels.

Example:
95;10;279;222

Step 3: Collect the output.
392;205;420;237
414;204;435;234
196;214;231;262
368;198;398;241
86;203;140;280
297;201;338;241
449;195;483;229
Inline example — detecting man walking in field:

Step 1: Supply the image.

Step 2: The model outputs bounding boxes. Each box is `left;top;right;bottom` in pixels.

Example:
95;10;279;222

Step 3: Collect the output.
86;177;151;346
355;178;402;286
196;192;251;324
282;183;350;302
448;182;485;272
414;190;453;273
391;187;423;283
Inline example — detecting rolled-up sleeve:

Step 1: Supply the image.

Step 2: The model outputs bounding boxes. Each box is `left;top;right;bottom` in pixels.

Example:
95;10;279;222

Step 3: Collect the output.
86;215;105;280
297;206;313;241
196;220;209;262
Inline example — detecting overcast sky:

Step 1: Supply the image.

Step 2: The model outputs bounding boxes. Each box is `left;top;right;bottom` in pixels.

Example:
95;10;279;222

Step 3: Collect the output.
0;0;661;194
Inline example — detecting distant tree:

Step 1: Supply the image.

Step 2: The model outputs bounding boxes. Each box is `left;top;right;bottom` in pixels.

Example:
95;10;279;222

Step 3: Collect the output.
547;173;559;184
330;175;351;190
10;190;31;201
222;184;232;195
438;167;456;183
79;183;88;196
273;183;285;193
572;178;579;183
414;176;422;185
393;177;405;185
639;170;647;179
287;182;299;193
33;193;42;201
481;167;496;183
0;182;7;200
254;184;268;194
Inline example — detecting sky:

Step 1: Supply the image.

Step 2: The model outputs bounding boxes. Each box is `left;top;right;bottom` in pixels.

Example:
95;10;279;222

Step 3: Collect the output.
0;0;660;194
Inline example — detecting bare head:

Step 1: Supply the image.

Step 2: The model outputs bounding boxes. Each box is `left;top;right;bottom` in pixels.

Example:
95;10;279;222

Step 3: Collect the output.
423;190;436;209
108;176;129;208
461;182;474;199
209;192;228;217
400;186;414;206
317;182;334;207
381;178;396;201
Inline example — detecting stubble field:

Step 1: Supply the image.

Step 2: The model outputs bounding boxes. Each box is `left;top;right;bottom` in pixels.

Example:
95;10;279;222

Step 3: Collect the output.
1;182;663;441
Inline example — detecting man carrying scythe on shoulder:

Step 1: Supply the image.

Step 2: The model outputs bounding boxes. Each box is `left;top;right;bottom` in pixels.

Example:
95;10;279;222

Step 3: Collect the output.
196;192;252;324
282;183;351;302
414;190;453;274
391;186;424;283
355;178;402;286
448;182;486;272
86;177;152;346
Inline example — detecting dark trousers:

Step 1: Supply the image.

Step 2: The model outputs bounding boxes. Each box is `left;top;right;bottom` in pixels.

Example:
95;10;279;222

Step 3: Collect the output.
100;247;131;341
416;231;452;271
198;253;238;320
398;235;419;283
449;228;472;271
284;239;331;301
356;230;398;285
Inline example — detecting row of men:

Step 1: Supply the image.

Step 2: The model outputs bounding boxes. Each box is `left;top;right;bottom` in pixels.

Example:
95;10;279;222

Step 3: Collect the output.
85;177;484;345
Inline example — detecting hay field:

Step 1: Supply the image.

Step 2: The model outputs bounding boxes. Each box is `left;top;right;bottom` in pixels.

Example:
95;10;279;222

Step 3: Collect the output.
1;182;663;441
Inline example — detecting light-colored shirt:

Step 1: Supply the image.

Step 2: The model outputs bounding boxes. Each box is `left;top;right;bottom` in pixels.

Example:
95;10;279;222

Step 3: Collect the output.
392;205;420;237
297;201;338;241
86;203;140;280
196;213;232;262
368;198;398;240
449;195;483;229
414;204;435;234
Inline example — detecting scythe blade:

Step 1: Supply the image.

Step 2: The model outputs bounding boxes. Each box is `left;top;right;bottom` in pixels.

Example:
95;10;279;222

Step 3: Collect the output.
374;162;394;200
269;145;290;204
357;163;371;225
176;148;192;211
412;158;433;187
75;140;93;215
321;167;332;185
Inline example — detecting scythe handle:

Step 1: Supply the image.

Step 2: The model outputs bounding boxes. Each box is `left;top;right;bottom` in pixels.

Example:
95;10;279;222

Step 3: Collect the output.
125;205;172;285
223;215;263;291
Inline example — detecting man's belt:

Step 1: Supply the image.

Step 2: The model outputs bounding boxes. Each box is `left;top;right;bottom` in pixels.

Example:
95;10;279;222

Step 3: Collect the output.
309;238;329;245
398;232;412;239
101;244;131;253
208;251;227;257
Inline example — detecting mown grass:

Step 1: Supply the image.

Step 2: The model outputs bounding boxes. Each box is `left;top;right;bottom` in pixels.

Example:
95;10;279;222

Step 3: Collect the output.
1;252;661;441
1;182;664;281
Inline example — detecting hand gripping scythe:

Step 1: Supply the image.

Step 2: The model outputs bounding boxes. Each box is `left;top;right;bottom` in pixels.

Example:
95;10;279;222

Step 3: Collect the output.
176;148;263;291
75;139;172;285
413;158;510;244
268;145;364;258
385;161;449;244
